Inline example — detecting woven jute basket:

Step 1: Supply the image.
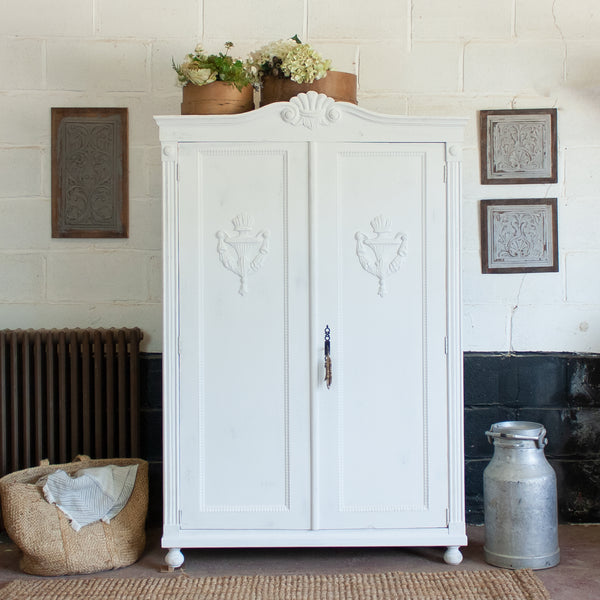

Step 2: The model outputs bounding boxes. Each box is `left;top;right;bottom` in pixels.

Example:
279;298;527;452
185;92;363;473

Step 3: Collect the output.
0;456;148;576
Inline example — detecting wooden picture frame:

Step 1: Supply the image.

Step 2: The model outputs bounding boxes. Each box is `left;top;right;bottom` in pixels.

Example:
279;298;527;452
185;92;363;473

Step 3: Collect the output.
480;198;558;274
51;107;128;238
479;108;557;184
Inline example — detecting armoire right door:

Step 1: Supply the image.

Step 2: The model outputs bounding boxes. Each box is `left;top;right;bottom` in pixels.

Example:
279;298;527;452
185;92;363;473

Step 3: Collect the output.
313;142;450;530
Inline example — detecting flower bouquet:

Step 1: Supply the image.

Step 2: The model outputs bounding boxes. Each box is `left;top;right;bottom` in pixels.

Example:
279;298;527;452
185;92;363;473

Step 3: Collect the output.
247;36;357;106
247;35;331;84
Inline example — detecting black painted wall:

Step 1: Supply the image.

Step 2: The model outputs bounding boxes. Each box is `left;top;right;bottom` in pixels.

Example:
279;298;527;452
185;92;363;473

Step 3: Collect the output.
139;354;164;525
140;352;600;526
465;353;600;524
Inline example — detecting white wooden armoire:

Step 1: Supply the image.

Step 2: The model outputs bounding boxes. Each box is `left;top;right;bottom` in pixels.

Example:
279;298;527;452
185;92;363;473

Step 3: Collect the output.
155;93;467;569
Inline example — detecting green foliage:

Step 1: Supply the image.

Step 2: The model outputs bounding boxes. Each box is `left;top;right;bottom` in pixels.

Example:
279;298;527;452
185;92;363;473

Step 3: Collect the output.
172;42;252;91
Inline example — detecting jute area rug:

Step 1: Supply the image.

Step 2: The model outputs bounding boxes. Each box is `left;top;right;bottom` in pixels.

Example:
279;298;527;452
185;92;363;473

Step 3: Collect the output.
1;569;550;600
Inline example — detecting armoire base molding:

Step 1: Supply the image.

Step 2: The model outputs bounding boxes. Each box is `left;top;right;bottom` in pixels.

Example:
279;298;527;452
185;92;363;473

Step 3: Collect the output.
162;528;467;567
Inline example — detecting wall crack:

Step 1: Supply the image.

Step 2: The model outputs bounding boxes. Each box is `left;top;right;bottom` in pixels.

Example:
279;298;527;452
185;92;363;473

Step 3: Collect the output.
551;0;568;81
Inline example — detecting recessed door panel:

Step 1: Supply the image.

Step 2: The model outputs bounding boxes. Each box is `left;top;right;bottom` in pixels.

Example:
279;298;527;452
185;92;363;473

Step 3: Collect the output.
314;143;449;530
178;143;311;530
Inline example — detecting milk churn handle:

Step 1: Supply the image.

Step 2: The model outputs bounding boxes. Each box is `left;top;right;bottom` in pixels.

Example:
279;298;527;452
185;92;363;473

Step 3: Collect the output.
485;428;547;448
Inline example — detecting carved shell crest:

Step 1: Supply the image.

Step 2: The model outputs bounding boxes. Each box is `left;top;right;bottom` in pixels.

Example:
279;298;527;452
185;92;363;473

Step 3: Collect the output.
281;91;341;129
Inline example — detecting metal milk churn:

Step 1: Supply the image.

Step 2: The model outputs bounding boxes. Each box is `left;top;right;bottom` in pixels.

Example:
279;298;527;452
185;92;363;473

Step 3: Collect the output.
483;421;560;569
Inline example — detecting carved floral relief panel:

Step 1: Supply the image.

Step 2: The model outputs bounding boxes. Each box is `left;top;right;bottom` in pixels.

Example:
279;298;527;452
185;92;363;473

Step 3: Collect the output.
52;108;128;238
480;198;558;273
479;109;557;184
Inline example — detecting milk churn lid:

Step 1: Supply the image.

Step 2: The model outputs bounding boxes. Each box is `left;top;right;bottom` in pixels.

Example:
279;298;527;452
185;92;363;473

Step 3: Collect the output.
485;421;547;448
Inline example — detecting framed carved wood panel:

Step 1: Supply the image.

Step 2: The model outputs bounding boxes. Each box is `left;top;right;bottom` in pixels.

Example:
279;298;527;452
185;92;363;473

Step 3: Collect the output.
51;107;128;238
479;108;557;184
480;198;558;274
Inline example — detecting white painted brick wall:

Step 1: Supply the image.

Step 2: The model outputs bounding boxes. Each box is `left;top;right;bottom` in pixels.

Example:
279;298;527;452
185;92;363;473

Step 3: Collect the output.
464;41;565;94
518;271;565;306
148;254;163;303
566;42;600;87
557;89;600;147
0;200;51;249
413;0;513;41
46;40;150;92
0;93;50;146
361;42;459;93
0;149;42;198
311;43;359;77
0;0;599;352
203;0;305;40
515;0;600;41
0;254;44;301
463;304;511;351
511;306;600;353
0;39;44;90
128;199;162;250
549;0;600;40
152;40;199;92
565;147;600;197
96;0;201;39
562;199;600;251
309;0;408;40
514;0;562;40
566;253;600;304
0;0;93;37
46;252;150;302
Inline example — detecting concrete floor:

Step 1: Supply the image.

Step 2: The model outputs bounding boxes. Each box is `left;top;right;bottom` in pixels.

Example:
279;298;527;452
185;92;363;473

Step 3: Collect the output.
0;525;598;599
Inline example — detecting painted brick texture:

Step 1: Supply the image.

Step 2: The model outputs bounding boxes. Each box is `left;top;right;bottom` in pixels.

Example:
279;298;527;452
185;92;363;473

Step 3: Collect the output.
464;352;600;524
0;1;598;354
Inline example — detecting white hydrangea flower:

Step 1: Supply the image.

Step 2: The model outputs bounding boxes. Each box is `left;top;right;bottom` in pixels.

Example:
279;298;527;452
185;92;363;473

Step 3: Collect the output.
248;37;331;84
249;38;298;66
281;45;331;83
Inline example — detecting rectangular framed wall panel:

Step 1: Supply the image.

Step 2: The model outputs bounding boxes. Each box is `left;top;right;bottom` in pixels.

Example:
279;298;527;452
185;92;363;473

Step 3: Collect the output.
51;107;128;238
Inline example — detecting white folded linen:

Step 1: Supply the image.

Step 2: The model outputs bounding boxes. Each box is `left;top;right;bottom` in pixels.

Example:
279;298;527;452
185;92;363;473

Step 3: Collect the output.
42;464;138;531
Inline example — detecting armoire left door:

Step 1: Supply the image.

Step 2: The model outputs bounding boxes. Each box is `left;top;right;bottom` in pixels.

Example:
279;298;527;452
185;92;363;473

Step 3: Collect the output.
176;142;312;530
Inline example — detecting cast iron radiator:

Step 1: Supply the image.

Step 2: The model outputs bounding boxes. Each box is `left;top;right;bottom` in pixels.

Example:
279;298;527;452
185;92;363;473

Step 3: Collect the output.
0;328;143;477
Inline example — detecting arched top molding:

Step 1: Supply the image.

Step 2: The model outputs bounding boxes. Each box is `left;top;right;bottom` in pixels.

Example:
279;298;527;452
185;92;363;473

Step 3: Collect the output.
155;94;466;146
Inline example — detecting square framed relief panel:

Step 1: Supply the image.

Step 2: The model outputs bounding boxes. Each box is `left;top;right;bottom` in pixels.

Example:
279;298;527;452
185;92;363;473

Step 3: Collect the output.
479;108;557;184
51;107;128;238
480;198;558;274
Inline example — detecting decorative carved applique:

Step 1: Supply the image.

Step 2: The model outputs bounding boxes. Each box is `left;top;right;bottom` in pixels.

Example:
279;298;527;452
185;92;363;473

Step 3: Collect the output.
487;205;554;269
355;215;407;297
281;91;341;129
216;214;270;295
492;120;547;175
52;108;128;238
480;109;557;184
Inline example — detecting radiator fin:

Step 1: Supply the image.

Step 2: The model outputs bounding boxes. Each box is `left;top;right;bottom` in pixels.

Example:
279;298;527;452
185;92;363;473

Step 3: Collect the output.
0;328;142;477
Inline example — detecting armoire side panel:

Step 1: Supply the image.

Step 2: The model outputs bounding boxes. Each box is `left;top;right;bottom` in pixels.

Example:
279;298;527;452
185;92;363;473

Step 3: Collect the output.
177;143;311;530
